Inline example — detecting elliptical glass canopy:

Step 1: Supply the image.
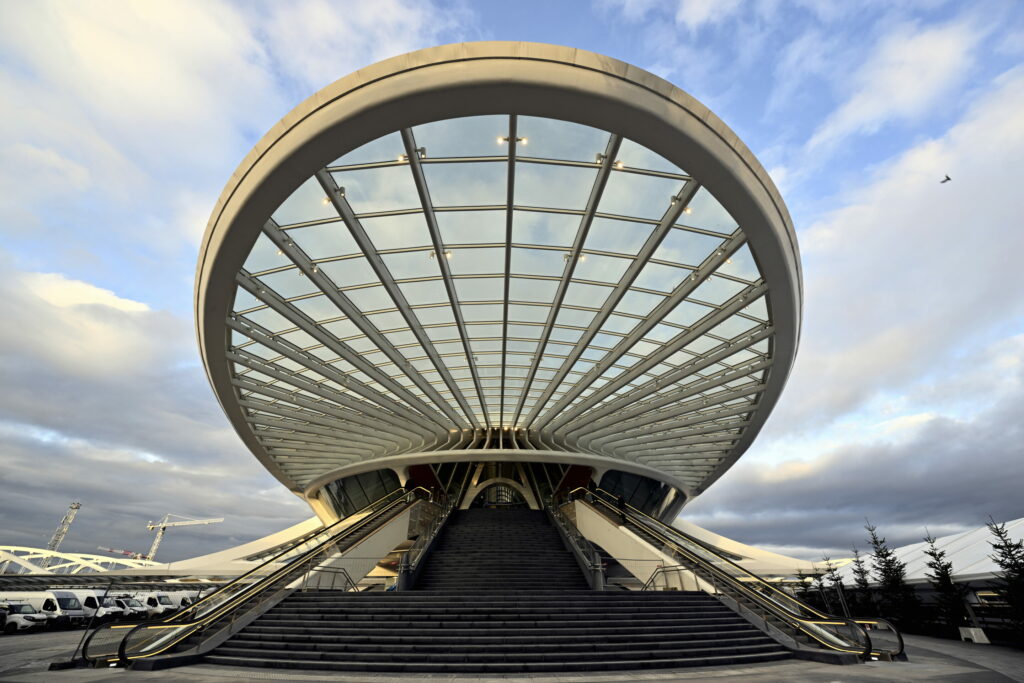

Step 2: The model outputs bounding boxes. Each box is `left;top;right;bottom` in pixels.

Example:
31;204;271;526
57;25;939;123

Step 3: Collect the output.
227;114;774;493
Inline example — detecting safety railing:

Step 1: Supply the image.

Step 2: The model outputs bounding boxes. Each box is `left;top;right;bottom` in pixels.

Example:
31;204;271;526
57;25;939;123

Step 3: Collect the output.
397;494;453;590
570;488;904;660
547;502;605;590
82;487;430;667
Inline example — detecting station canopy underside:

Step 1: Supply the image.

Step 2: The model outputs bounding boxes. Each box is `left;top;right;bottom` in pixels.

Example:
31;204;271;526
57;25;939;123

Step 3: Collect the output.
225;113;778;496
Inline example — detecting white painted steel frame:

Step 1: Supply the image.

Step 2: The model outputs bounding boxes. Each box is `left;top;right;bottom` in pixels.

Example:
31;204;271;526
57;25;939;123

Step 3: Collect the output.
196;42;801;505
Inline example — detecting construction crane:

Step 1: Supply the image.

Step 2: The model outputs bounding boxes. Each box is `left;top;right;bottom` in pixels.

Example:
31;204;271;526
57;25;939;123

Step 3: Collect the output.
146;514;223;561
39;501;81;570
97;546;147;560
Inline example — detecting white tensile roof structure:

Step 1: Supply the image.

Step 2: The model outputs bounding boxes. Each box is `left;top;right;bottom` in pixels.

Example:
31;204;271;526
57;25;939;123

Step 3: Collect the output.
196;42;802;512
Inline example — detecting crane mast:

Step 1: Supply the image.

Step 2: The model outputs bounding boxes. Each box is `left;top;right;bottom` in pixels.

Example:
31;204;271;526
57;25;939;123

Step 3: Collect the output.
39;501;81;570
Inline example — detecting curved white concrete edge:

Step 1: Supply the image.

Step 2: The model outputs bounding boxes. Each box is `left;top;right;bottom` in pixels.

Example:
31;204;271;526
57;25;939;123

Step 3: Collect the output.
195;41;803;501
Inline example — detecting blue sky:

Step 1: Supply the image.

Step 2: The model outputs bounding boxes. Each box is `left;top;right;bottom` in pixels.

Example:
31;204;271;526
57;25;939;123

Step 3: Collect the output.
1;0;1022;561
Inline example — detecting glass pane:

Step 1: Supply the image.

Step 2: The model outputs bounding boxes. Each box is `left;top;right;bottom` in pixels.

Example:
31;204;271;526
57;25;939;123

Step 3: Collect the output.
448;247;505;275
573;253;631;284
718;243;761;282
455;277;505;302
287;221;360;260
516;116;610;162
292;295;342;322
690;275;747;305
510;277;558;303
616;290;664;316
272;177;338;226
654;227;724;267
633;262;688;293
332;131;406;166
257;269;319;298
361;213;431;251
381;250;441;280
515;162;596;210
615;137;686;175
413;115;509;158
346;285;393;312
511;247;565;277
244;234;293;274
513;210;579;247
563;281;613;308
424;161;507;207
680;187;738;235
584;217;653;256
233;286;261;312
319;257;378;288
430;218;502;255
331;166;421;214
399;279;448;306
598;170;682;220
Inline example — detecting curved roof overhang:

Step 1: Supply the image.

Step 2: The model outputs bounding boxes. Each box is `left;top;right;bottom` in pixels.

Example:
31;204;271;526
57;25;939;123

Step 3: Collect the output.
196;42;802;502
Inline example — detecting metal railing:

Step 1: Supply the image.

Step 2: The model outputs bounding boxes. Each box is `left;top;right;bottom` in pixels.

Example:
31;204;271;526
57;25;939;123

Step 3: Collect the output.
547;503;605;590
82;487;430;667
397;495;453;590
571;488;904;660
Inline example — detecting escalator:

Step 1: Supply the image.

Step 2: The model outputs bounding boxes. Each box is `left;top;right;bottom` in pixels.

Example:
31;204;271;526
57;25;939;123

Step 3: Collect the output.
569;488;905;663
80;487;437;669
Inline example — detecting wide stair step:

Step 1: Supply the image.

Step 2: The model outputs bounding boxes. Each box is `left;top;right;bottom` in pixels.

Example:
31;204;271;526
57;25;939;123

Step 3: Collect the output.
206;508;790;673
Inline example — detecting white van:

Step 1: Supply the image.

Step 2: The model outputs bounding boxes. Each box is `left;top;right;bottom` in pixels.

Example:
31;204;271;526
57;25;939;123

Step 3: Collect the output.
0;591;86;628
163;590;201;611
67;590;124;623
112;596;148;620
0;602;48;633
132;591;175;617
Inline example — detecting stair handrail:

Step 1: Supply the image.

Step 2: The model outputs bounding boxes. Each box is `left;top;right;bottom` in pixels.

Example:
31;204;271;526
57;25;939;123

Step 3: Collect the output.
569;488;903;659
400;494;455;576
547;503;605;590
82;487;430;667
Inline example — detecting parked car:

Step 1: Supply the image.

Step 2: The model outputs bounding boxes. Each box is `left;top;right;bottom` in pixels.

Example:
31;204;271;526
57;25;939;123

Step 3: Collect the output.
0;602;47;634
132;591;175;618
0;591;86;628
112;596;148;620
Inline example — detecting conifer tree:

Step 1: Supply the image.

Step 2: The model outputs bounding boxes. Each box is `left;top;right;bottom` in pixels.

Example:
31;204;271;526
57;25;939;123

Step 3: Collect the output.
850;546;873;615
821;555;849;616
922;532;967;635
865;520;918;626
987;517;1024;631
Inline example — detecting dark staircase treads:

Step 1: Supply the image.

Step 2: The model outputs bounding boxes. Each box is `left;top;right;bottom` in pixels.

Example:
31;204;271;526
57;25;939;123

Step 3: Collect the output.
206;508;791;673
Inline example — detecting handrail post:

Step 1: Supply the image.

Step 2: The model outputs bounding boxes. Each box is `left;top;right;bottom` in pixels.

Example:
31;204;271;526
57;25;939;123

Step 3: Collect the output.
591;548;604;592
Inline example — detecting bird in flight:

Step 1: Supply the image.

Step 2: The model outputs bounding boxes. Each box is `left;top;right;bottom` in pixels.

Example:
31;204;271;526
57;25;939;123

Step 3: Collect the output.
940;175;951;183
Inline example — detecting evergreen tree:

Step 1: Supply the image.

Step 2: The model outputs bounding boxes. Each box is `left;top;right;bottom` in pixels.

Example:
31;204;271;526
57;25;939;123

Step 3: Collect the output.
987;517;1024;631
865;520;918;626
821;555;849;616
850;546;873;615
922;532;968;635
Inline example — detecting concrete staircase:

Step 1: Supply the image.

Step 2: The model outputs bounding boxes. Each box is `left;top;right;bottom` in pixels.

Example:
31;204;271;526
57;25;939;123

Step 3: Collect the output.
205;508;791;673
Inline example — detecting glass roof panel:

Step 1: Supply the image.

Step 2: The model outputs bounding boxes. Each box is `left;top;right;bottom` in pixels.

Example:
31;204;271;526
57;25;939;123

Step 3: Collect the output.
632;262;688;293
412;115;510;158
515;162;596;210
654;228;724;267
614;137;686;175
615;289;664;316
331;166;421;214
272;177;339;226
680;187;738;235
513;210;579;247
690;275;747;305
511;247;566;277
244;234;294;274
332;131;406;166
508;304;549;324
399;279;448;306
584;217;654;257
664;300;713;327
455;277;505;302
717;243;761;282
233;286;261;313
319;257;378;288
436;210;505;245
414;305;455;325
708;313;760;340
516;116;609;162
597;170;682;220
509;277;558;303
345;285;393;312
423;161;508;207
257;268;320;298
381;249;440;280
361;213;432;251
291;295;343;322
287;221;360;260
243;307;291;334
461;303;503;322
742;295;769;321
563;281;613;308
572;253;631;284
448;247;505;275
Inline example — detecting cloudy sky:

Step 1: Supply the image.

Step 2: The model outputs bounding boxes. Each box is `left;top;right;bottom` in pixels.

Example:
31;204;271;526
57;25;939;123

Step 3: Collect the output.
1;0;1022;564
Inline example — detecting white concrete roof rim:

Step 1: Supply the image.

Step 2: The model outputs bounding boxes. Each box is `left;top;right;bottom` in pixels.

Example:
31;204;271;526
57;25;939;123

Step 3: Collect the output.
195;42;801;506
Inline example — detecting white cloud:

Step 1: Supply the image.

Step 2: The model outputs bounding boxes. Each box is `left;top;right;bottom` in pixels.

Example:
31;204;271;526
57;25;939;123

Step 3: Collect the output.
806;19;985;151
673;0;743;32
772;64;1024;431
23;272;150;312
